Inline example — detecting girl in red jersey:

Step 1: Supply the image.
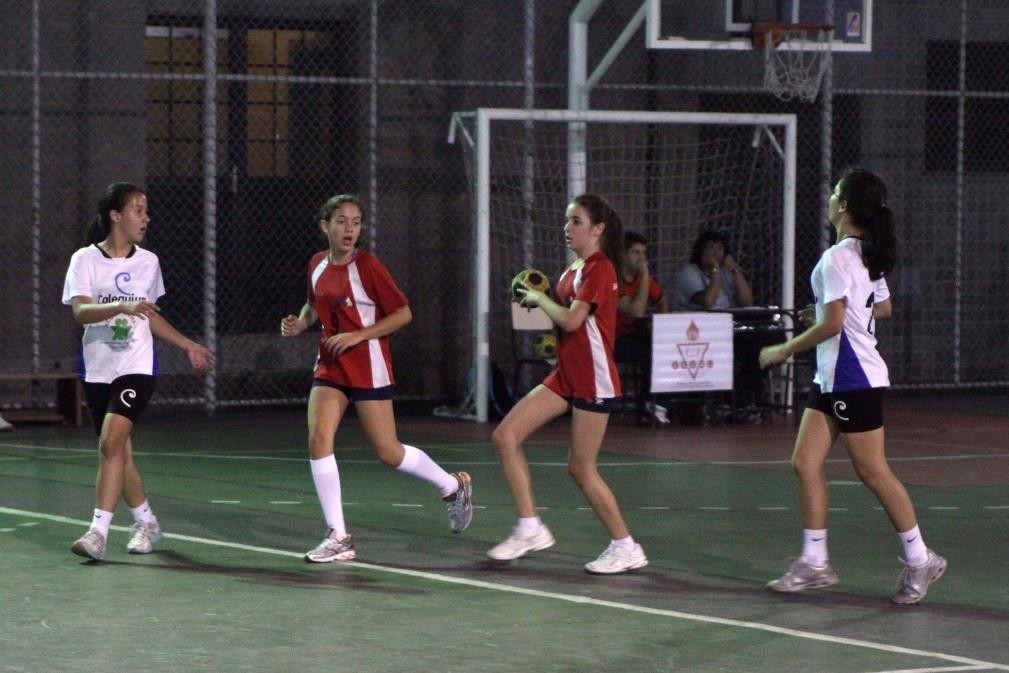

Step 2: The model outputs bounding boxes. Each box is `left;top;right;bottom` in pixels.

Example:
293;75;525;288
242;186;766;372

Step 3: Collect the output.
281;194;473;562
487;193;648;574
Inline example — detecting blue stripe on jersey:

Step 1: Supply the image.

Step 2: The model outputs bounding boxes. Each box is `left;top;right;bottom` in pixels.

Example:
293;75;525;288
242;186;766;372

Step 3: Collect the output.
833;330;871;392
77;351;86;381
153;351;160;377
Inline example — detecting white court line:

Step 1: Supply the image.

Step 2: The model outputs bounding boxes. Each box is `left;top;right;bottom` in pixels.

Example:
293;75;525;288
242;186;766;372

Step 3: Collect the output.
1;505;1006;672
5;440;1009;468
859;666;988;673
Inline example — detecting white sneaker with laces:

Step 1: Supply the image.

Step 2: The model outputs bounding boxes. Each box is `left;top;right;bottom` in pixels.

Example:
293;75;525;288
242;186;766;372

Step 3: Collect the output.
892;549;947;605
0;415;13;432
487;525;555;561
71;529;107;561
126;520;163;554
443;471;474;533
644;402;670;426
767;558;839;593
305;530;356;563
584;543;648;574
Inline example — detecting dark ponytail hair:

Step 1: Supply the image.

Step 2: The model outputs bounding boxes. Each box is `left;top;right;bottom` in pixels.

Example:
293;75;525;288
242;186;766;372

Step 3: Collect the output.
837;167;897;280
86;182;145;244
318;193;368;249
570;193;624;270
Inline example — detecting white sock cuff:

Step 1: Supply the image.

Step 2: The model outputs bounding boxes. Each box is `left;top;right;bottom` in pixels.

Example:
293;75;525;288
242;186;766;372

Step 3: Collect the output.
310;454;339;475
898;524;921;539
130;500;156;523
397;444;420;472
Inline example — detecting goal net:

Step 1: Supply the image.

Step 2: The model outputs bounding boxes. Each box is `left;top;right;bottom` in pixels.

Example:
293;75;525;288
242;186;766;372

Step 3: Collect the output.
449;109;797;421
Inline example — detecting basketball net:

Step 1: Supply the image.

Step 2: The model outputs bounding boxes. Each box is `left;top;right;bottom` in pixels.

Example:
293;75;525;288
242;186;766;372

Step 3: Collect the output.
753;22;834;103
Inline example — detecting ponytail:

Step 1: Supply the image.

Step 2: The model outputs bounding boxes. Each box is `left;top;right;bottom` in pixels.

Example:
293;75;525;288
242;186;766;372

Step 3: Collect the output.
859;204;897;280
837;168;897;280
87;182;145;244
570;193;624;270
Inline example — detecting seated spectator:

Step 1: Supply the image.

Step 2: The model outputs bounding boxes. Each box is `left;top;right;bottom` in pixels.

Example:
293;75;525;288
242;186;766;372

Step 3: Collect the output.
615;231;669;425
675;230;753;310
675;230;773;421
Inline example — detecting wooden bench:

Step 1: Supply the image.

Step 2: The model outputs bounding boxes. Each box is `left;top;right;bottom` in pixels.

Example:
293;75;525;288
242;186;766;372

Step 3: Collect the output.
0;372;83;427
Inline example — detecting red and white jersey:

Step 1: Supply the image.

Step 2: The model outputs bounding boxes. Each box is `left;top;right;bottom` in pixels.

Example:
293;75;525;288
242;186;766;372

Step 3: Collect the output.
306;249;409;388
547;250;621;399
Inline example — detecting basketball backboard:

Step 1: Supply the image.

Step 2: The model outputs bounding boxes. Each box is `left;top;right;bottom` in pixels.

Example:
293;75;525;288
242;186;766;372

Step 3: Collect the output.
646;0;872;52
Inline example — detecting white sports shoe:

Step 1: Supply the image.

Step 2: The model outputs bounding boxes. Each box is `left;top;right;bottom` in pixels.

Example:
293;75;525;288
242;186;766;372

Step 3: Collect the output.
443;471;474;533
305;530;356;563
126;520;163;554
0;415;13;432
71;529;107;561
584;543;649;574
487;525;555;561
767;558;839;593
892;549;947;605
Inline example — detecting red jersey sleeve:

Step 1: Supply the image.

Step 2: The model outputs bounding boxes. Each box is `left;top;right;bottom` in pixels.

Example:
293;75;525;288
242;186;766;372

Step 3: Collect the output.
306;251;327;304
648;276;664;303
575;256;618;308
360;252;409;316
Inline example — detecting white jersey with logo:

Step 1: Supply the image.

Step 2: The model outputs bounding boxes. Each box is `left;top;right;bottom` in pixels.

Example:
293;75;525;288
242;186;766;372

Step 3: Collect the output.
811;237;890;392
62;244;166;383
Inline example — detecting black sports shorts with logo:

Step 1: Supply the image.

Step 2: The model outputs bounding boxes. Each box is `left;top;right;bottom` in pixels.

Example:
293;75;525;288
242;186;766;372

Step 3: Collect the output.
805;383;885;433
83;374;157;435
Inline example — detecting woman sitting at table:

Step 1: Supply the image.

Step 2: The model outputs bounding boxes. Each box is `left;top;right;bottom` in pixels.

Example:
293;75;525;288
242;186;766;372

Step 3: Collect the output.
674;230;753;310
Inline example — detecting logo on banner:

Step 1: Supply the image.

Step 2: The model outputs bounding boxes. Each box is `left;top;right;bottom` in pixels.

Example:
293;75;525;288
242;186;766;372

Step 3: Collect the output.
672;321;715;380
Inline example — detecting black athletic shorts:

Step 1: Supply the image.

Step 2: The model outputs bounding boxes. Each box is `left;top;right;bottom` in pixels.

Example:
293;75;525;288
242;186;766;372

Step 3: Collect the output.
311;379;395;401
805;384;885;433
83;374;157;435
568;395;619;414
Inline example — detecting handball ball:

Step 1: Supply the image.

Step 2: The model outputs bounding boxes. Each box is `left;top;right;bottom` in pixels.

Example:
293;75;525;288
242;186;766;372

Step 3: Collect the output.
532;332;558;360
511;268;550;301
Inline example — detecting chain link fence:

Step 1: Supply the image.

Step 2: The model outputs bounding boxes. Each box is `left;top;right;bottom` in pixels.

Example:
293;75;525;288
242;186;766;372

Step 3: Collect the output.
1;0;1006;418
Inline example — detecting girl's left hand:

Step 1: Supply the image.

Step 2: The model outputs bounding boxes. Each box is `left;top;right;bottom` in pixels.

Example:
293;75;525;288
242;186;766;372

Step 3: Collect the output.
758;344;788;369
324;332;364;356
187;343;215;371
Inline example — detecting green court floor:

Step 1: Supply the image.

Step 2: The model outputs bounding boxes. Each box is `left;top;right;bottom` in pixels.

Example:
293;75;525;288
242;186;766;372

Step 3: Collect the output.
2;401;1008;673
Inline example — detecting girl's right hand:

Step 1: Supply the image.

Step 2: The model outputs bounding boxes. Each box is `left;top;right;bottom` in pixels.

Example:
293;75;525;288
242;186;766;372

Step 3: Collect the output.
118;300;160;320
798;304;816;327
280;314;307;337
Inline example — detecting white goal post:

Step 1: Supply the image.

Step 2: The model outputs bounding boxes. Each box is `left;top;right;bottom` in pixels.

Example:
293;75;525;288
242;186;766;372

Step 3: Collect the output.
449;108;797;422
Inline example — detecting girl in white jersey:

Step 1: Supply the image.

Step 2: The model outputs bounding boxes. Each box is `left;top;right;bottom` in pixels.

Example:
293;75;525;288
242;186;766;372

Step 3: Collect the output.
759;168;945;604
62;183;213;562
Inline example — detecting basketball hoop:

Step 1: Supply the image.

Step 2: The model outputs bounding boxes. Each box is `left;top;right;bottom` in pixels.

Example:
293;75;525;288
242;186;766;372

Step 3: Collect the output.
752;22;834;103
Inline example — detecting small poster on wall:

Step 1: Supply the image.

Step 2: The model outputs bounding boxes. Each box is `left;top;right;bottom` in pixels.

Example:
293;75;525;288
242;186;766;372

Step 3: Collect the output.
651;313;734;393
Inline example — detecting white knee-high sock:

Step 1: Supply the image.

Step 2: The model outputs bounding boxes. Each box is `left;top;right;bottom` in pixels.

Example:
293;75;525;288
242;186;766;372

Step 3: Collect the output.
310;455;347;538
396;445;458;497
